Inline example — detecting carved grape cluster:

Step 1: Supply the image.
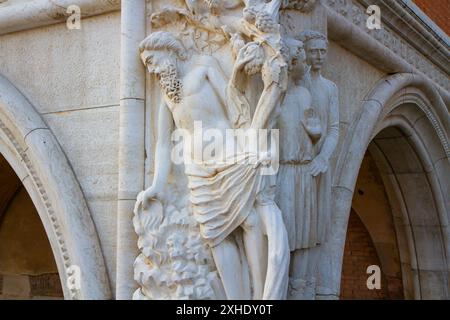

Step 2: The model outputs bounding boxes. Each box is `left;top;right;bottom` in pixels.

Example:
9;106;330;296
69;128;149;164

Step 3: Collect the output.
255;11;277;33
203;0;219;9
243;6;258;23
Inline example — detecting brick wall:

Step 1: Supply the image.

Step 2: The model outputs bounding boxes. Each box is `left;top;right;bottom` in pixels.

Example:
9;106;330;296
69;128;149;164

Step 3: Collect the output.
341;210;387;299
0;273;63;299
414;0;450;35
340;210;404;299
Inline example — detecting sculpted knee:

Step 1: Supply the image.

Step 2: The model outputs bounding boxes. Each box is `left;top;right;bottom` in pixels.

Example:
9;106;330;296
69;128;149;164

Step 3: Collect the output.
242;210;260;231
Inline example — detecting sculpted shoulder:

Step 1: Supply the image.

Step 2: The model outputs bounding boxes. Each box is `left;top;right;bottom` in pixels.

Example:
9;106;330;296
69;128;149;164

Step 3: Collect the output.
321;76;338;93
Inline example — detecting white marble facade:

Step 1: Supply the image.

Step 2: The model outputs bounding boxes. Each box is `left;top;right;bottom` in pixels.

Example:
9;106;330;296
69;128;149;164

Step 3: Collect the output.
0;0;448;299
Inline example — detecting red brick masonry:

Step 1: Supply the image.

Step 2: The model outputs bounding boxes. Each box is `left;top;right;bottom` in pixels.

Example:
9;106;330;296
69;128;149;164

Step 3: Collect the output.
414;0;449;35
340;211;404;299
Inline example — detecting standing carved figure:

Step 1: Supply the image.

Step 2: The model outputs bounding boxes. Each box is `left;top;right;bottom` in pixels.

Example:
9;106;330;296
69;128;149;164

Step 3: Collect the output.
276;30;339;299
136;30;289;300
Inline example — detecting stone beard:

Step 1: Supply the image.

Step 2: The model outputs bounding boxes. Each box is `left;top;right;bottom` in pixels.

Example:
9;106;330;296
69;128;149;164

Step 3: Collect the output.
158;61;183;104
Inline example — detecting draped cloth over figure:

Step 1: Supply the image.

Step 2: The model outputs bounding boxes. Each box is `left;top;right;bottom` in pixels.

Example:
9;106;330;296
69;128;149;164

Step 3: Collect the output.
186;153;272;248
186;57;282;248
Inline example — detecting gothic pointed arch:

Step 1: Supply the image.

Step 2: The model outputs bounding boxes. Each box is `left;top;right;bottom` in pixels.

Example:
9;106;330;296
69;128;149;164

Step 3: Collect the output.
317;73;450;299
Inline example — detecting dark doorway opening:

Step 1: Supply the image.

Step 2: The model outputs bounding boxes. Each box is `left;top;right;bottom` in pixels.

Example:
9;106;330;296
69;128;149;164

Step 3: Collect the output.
0;154;63;299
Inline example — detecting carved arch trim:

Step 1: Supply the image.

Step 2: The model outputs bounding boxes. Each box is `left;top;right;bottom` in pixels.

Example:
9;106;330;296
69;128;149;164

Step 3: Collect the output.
318;73;450;299
0;74;111;300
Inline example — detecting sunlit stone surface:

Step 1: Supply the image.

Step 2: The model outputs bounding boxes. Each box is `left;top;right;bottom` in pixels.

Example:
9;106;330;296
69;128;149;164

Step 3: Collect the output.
0;0;448;300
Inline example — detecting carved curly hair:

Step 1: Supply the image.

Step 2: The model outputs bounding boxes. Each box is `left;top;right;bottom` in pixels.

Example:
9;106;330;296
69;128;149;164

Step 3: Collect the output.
298;30;328;46
139;31;187;61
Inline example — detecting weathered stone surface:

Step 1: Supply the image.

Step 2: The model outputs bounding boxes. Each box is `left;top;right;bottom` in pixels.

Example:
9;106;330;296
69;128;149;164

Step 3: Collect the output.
0;0;447;300
0;12;120;114
43;106;119;201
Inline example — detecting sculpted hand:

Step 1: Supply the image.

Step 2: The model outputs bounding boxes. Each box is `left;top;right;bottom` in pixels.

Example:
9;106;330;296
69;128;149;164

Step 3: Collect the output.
304;108;322;143
310;155;328;177
235;42;261;70
135;185;162;212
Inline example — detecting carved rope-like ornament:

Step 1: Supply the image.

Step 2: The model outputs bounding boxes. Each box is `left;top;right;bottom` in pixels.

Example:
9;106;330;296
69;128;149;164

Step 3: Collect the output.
0;119;79;299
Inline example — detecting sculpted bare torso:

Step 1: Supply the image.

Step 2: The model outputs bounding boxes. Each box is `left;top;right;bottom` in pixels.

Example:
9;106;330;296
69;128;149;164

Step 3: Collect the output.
163;55;234;162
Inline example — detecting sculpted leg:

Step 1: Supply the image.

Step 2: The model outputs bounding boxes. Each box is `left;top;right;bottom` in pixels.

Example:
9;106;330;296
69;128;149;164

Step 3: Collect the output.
242;208;267;300
211;237;248;299
258;201;290;300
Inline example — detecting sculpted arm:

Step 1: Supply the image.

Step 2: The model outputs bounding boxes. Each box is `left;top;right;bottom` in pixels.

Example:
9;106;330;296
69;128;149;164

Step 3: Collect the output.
318;83;339;161
310;83;339;176
226;46;255;128
251;58;287;130
251;81;283;130
138;100;174;207
229;45;254;89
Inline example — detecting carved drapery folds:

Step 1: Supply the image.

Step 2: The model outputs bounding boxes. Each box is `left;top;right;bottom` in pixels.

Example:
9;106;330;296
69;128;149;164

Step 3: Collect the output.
133;0;339;300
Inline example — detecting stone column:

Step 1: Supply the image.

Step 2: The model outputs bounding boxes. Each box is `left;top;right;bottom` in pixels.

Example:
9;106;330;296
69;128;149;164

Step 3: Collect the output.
116;0;146;300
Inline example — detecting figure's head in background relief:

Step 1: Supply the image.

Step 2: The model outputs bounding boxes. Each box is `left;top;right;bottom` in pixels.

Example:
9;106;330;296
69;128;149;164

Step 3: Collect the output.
300;30;328;73
283;37;307;77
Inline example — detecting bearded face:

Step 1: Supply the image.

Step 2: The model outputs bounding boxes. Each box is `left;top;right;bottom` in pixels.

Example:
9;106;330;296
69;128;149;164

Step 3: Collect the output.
141;50;183;104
